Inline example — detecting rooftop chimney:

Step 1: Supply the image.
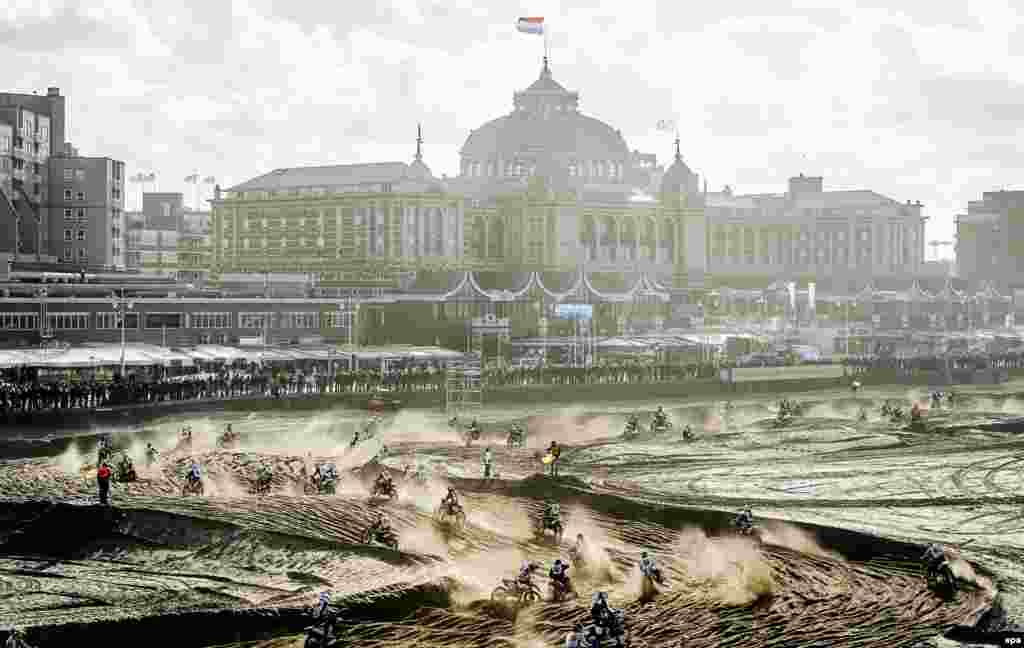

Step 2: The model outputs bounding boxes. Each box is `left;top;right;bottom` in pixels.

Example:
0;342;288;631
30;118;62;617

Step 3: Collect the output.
47;87;60;97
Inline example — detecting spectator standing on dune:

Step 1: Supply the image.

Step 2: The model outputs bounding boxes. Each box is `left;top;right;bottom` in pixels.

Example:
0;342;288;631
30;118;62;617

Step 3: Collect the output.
97;462;111;505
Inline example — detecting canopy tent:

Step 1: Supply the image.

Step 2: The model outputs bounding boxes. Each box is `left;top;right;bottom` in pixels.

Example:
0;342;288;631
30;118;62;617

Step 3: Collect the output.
81;342;195;367
31;346;159;368
0;349;36;368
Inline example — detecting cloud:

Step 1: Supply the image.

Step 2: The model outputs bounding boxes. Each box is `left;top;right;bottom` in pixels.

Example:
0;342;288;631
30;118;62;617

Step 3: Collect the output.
0;0;1018;242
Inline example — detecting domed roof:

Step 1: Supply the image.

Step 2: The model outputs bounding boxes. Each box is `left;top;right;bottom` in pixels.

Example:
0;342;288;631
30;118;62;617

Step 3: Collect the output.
460;59;630;163
660;137;698;195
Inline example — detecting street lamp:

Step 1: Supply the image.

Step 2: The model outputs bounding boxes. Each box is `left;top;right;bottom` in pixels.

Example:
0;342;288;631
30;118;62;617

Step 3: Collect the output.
111;289;135;377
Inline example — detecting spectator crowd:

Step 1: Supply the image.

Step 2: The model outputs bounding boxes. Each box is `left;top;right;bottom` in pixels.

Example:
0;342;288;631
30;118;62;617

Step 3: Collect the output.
2;350;1023;417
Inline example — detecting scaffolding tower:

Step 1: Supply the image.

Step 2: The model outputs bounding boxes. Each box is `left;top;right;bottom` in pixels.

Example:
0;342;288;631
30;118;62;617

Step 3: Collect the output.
445;355;483;416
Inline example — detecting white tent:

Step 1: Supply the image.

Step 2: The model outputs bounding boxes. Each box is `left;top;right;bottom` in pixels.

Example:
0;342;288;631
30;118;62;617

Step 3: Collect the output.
0;349;36;368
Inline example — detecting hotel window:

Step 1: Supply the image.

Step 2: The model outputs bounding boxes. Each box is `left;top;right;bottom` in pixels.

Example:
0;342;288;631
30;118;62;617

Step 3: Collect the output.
190;312;231;329
76;208;84;218
326;311;349;328
77;249;87;260
76;230;85;241
62;247;71;260
281;312;320;329
0;313;39;330
64;208;72;219
64;189;72;200
239;312;268;329
76;191;84;200
46;312;89;330
62;169;73;181
63;229;72;241
75;170;85;181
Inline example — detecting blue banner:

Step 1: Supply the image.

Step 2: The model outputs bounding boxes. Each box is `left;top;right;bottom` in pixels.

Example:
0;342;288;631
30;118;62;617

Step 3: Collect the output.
555;304;593;321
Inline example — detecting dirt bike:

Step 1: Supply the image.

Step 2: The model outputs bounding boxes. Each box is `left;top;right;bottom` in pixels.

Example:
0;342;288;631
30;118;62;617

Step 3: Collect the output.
303;614;338;648
649;419;672;434
926;560;956;592
773;411;795;428
251;475;272;496
305;476;337;495
182;477;204;496
434;501;467;527
549;577;576;602
371;480;398;501
363;525;399;551
622;423;639;439
507;431;524;448
539;516;564;542
491;578;541;605
735;522;762;543
465;427;481;447
216;433;240;450
113;460;137;483
582;609;629;647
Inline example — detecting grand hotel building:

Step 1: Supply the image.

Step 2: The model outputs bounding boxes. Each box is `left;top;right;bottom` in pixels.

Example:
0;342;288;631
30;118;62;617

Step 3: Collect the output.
0;60;934;349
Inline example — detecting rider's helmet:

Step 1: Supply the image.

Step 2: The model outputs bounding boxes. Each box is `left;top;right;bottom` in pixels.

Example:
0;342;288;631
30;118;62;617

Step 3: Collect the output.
641;551;648;559
577;533;584;542
552;503;561;514
657;406;664;412
319;591;329;604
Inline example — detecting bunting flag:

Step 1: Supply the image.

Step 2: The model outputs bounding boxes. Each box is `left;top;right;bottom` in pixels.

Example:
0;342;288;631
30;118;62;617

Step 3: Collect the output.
516;17;544;34
202;176;216;184
184;173;199;183
655;119;676;132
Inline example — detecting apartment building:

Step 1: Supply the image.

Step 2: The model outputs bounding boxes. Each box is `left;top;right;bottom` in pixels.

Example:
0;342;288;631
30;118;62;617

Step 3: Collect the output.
48;155;126;269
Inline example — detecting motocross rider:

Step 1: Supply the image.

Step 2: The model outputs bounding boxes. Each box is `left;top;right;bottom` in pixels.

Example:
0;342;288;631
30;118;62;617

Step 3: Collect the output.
517;560;540;590
549;558;571;593
569;533;586;563
374;471;393;494
257;463;273;489
482;446;495;479
468;419;482;438
590;591;613;627
911;402;922;422
314;591;331;619
735;506;754;531
442;486;460;510
624;413;639;434
186;459;201;486
145;443;158;466
543;502;561;528
653;406;668;427
640;551;663;583
922;542;946;576
370;512;392;539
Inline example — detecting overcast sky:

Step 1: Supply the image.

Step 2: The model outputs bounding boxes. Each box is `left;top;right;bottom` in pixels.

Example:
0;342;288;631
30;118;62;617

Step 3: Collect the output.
3;0;1023;254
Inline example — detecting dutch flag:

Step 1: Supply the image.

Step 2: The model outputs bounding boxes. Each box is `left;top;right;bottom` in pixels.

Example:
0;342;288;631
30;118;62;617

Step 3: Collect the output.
516;17;544;35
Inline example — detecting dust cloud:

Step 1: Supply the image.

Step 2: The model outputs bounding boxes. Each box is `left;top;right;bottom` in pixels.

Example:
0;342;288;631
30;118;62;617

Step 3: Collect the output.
674;527;775;605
